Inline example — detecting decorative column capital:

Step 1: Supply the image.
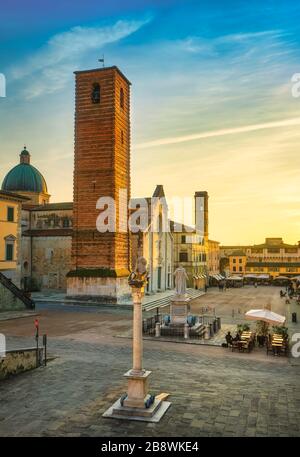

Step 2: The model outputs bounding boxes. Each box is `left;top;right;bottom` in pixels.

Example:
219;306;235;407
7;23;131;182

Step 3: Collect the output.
128;256;148;296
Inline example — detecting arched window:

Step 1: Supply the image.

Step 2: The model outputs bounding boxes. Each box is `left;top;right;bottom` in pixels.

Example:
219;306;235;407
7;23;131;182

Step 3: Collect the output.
91;83;100;104
120;87;124;109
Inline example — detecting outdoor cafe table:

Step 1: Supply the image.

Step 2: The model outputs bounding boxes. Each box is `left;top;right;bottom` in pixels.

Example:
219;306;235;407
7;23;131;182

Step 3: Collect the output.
272;335;283;342
241;332;252;340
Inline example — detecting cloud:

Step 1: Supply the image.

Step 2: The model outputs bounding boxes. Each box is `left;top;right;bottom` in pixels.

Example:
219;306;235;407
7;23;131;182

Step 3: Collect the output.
135;117;300;149
177;30;286;55
10;18;151;98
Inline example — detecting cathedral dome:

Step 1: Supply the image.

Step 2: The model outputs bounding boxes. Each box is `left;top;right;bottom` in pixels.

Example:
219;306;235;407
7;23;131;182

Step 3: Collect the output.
1;147;48;193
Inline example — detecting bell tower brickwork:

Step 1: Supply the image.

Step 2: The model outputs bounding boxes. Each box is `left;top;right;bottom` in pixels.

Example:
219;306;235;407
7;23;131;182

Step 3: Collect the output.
67;66;131;302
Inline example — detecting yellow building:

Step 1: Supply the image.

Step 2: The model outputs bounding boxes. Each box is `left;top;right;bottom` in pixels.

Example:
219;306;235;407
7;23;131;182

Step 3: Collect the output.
171;226;207;289
207;239;220;276
0;190;29;285
228;250;247;275
221;238;300;278
171;191;221;289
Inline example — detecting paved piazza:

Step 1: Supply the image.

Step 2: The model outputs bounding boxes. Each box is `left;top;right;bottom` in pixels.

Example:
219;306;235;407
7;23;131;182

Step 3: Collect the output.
0;286;299;437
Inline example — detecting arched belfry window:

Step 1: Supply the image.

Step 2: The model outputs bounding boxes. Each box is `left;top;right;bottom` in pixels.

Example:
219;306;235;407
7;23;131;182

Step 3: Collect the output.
120;87;124;109
91;83;100;104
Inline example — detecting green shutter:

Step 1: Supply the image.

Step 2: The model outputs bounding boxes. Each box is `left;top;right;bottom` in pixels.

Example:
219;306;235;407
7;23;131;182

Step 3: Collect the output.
6;244;13;261
7;207;14;222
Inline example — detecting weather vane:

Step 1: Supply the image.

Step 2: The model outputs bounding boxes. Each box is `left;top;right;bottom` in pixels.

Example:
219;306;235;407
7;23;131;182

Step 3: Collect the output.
98;55;105;68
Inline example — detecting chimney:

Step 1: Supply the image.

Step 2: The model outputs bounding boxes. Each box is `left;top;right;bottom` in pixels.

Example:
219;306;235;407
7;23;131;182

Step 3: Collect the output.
194;191;208;239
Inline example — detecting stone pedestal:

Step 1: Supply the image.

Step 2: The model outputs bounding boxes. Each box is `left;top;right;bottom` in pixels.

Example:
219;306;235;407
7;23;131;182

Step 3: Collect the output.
66;275;131;304
170;295;191;324
123;369;150;408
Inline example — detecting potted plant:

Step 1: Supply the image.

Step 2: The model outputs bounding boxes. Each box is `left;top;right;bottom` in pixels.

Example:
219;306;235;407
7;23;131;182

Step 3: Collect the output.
256;320;269;346
272;325;288;338
237;323;250;333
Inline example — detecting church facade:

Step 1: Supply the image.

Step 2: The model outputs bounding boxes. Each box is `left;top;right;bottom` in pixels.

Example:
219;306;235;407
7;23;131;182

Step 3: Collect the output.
1;147;72;291
131;185;174;294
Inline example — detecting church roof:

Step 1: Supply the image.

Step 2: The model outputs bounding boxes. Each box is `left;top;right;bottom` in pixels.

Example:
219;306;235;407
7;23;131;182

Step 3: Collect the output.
228;250;246;256
31;202;73;211
1;147;48;194
0;189;31;202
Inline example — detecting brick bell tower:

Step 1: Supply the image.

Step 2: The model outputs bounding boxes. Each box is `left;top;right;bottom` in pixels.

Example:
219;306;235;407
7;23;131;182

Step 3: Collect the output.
67;66;131;303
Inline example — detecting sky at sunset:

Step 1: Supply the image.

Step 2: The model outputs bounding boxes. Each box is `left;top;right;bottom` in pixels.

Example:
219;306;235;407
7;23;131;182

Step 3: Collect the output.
1;0;300;244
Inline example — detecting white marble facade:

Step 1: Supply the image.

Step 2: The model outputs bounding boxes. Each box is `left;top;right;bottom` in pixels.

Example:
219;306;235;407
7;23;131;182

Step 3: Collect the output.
131;185;174;295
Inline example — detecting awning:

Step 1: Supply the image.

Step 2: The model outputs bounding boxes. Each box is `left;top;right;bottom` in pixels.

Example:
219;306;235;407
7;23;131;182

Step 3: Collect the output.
257;274;270;279
209;274;225;281
245;309;286;325
211;274;220;280
227;276;243;281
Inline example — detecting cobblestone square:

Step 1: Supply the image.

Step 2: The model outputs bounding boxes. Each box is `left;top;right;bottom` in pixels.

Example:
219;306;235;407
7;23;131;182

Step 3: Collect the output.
0;287;299;437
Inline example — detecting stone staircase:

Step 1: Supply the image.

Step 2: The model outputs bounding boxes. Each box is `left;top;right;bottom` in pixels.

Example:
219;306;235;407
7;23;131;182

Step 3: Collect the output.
0;272;35;310
143;288;204;313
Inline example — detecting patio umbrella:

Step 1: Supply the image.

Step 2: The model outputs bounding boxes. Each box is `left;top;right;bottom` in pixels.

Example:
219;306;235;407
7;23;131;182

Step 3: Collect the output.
245;309;286;325
274;276;290;280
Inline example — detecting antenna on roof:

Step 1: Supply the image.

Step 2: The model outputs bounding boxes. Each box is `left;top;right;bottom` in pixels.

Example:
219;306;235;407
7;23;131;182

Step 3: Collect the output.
98;55;105;68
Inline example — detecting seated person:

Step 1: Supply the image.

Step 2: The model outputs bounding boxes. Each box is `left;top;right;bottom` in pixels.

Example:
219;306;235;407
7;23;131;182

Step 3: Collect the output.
225;331;233;346
233;332;241;342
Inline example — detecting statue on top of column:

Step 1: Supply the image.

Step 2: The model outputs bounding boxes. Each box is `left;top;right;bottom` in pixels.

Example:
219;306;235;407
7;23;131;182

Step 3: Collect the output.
128;257;148;288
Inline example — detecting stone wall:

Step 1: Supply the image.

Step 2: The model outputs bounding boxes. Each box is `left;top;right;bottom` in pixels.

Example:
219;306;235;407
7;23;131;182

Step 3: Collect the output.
67;275;130;303
29;236;72;290
30;208;73;230
0;347;43;380
0;281;26;311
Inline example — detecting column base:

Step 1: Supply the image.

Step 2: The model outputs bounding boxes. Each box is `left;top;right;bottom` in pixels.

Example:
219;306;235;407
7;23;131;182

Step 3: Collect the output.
102;369;171;422
103;398;171;423
123;369;150;408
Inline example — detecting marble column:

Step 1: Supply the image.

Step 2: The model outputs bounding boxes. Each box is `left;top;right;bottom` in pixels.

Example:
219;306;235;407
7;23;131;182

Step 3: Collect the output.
103;257;171;422
131;288;144;375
